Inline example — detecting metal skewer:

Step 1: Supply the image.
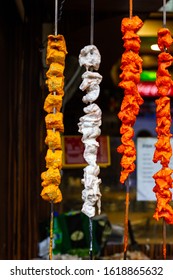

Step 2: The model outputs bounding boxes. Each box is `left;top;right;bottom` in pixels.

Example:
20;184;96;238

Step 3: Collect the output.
162;0;167;260
49;0;59;260
123;0;133;260
49;201;54;260
123;177;130;260
129;0;133;19
88;0;95;260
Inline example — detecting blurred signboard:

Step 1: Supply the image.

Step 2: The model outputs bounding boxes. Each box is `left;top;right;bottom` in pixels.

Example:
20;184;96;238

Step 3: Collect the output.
138;82;173;97
137;137;173;201
62;135;111;168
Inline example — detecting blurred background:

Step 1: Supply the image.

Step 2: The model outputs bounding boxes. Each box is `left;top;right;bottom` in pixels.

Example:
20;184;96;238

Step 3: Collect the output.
1;0;173;259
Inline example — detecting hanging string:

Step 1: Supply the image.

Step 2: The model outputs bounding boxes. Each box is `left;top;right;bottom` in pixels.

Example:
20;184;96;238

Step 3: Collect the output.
129;0;133;19
90;0;94;45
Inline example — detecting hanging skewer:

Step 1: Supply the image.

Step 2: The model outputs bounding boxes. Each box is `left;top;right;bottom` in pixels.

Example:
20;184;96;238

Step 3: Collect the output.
88;0;95;260
117;0;144;259
123;0;133;260
78;0;102;260
162;0;167;260
49;0;58;260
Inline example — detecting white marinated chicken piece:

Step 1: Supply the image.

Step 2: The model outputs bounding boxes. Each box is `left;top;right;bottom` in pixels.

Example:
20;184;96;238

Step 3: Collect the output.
80;126;101;140
83;164;100;177
81;203;95;218
79;45;101;71
80;71;102;104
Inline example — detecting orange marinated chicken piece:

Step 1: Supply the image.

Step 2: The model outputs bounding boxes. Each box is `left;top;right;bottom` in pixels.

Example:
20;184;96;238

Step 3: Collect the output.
45;130;62;150
121;51;143;73
120;163;136;184
46;75;64;94
46;34;67;65
118;109;137;125
120;95;140;115
119;70;140;84
46;62;65;78
44;93;63;113
41;167;61;187
45;149;62;169
158;28;173;51
121;16;143;34
45;112;64;132
41;184;62;203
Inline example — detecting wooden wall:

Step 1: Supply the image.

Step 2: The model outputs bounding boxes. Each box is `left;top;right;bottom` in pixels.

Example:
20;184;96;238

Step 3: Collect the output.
0;0;47;260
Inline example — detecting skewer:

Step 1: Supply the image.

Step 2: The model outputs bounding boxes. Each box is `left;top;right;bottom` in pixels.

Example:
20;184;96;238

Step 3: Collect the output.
90;0;94;45
88;0;95;260
123;177;130;260
49;0;59;260
55;0;58;36
129;0;133;19
89;218;93;260
163;0;166;28
162;0;167;260
123;0;133;260
162;219;167;259
49;201;54;260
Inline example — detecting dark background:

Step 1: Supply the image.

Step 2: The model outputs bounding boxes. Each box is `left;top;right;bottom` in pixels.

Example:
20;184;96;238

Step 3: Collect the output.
0;0;171;259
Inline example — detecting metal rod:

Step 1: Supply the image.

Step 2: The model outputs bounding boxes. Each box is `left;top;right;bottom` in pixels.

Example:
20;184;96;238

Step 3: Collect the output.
89;218;93;260
49;201;54;260
129;0;133;19
163;0;166;27
55;0;58;35
90;0;94;45
123;177;130;260
162;219;167;260
123;191;129;259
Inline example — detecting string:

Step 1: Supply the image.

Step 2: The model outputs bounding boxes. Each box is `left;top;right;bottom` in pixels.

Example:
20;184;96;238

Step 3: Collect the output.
129;0;133;19
90;0;94;45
